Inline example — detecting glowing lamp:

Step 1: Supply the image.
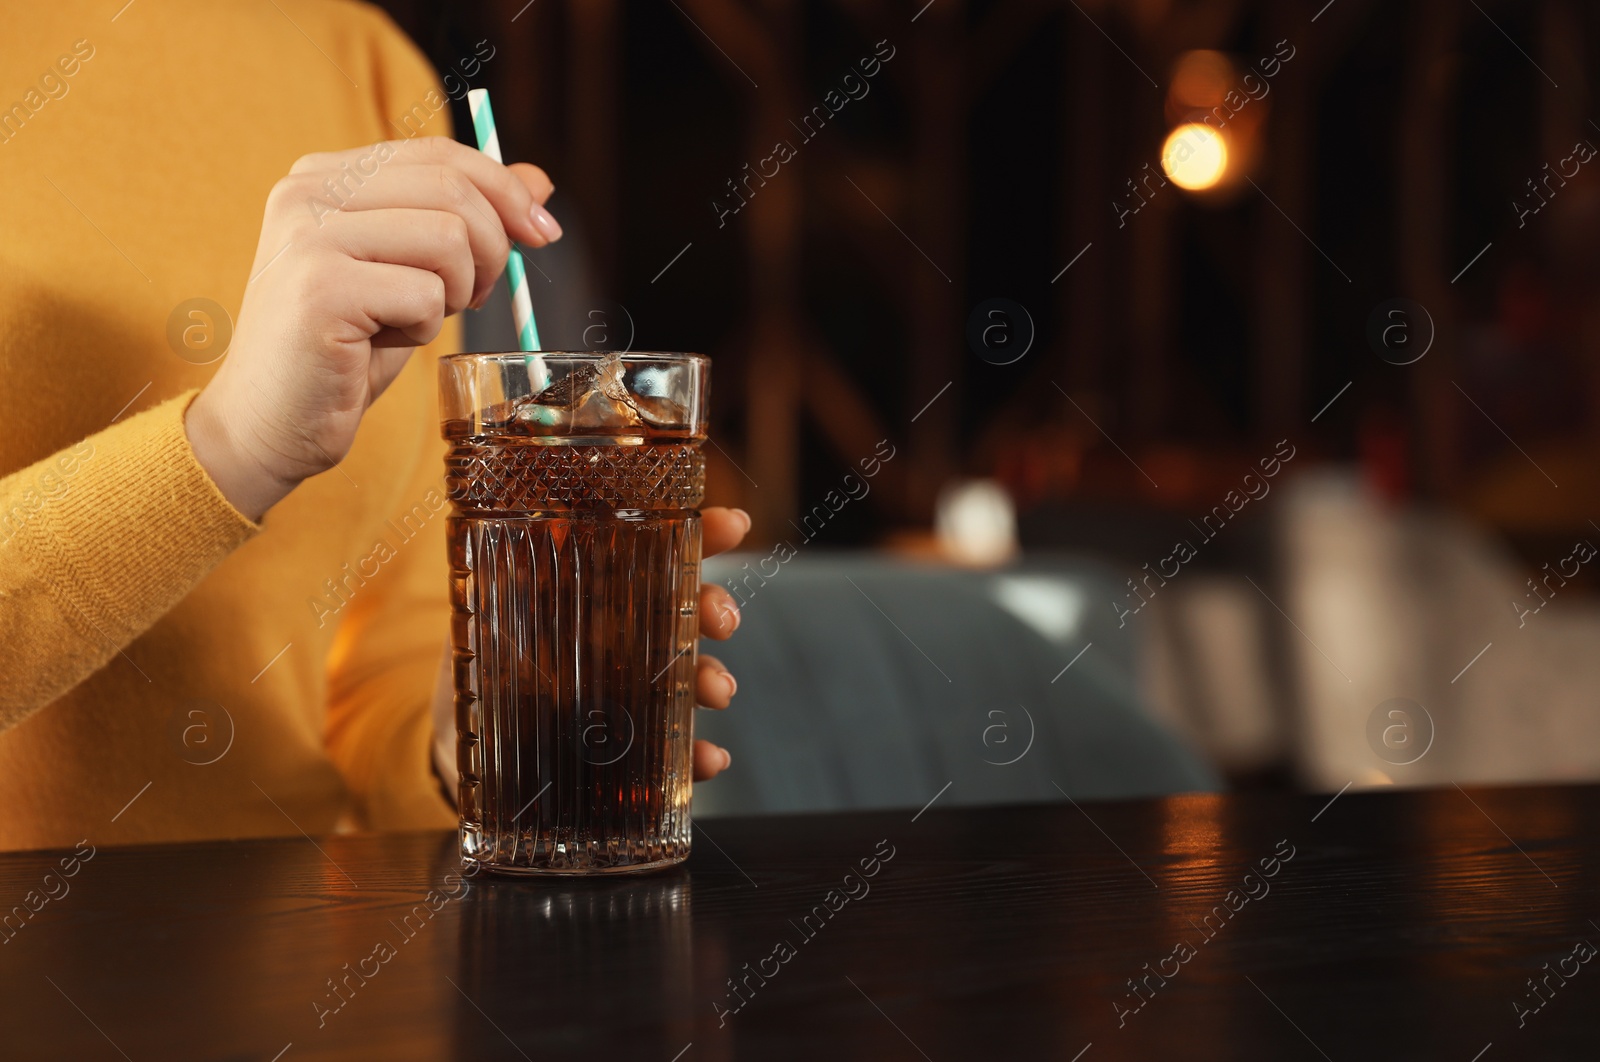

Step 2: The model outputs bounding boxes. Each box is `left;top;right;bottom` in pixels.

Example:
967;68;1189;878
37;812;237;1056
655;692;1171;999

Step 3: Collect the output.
935;479;1017;566
1162;122;1228;192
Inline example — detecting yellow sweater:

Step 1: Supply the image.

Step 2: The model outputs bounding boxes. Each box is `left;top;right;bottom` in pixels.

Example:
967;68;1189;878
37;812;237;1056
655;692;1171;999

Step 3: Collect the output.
0;1;465;849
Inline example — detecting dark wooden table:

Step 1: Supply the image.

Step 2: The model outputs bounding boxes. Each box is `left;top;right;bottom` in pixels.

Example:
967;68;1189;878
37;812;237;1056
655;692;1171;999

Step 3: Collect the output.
4;784;1600;1060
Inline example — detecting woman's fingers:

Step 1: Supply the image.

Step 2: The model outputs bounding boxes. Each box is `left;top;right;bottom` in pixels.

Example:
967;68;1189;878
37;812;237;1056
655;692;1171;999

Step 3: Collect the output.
703;506;751;558
693;739;732;781
699;583;740;639
346;260;448;354
690;508;749;780
319;209;475;314
508;162;555;205
697;653;737;709
279;165;519;306
288;137;554;248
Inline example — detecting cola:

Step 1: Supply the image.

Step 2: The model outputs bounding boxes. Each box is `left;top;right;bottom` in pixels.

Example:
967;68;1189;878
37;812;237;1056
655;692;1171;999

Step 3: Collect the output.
440;353;709;874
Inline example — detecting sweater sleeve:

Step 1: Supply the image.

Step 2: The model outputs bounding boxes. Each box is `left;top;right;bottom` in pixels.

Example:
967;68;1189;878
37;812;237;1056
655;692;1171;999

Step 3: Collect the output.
321;326;459;831
315;12;467;830
0;391;259;732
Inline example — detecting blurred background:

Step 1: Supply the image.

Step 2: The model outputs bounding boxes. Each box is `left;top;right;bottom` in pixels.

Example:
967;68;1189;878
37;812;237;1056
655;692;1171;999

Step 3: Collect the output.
379;0;1600;803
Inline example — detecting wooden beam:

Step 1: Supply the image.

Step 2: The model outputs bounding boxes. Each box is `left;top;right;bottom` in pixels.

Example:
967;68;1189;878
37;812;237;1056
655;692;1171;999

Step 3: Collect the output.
682;0;804;541
1253;31;1312;436
1398;0;1462;496
1540;0;1600;452
492;0;550;160
905;0;966;520
971;0;1055;95
1062;6;1110;396
801;345;907;515
567;0;620;288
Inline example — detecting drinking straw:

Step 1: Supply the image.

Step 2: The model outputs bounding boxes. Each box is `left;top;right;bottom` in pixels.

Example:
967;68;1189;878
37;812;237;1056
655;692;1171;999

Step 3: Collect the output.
466;88;541;353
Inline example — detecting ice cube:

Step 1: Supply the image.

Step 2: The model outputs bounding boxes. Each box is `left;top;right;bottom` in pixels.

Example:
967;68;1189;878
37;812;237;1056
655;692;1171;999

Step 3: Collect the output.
593;353;632;404
518;355;662;433
631;394;689;429
529;365;596;408
478;398;523;430
570;389;641;431
514;402;571;434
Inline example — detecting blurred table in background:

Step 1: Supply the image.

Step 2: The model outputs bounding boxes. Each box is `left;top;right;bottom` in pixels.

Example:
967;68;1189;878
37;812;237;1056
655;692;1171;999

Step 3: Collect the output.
4;784;1599;1059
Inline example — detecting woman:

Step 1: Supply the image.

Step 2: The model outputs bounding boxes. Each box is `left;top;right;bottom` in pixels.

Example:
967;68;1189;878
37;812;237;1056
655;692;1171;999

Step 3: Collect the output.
0;0;744;850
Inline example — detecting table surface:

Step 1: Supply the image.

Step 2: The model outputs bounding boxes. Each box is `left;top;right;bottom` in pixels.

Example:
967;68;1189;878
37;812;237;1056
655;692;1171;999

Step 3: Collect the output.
4;783;1600;1060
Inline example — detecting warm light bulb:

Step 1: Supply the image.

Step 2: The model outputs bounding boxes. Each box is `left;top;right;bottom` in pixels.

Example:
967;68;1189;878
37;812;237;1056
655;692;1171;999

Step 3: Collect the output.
935;479;1017;566
1162;123;1228;191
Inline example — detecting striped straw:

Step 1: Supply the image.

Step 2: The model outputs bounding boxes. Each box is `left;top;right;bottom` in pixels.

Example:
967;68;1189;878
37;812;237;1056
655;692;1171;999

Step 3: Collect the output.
466;88;541;354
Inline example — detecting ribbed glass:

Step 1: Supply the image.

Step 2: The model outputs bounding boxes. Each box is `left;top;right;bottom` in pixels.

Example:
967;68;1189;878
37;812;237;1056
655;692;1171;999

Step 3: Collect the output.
441;354;707;876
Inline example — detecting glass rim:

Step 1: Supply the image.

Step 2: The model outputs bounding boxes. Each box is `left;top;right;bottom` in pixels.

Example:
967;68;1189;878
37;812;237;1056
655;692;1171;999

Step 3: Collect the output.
442;350;709;364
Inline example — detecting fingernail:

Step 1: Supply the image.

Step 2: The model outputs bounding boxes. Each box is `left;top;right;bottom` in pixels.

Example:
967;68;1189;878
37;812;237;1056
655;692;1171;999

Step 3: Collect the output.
724;601;741;631
720;747;732;770
731;507;752;534
530;202;563;242
721;670;737;699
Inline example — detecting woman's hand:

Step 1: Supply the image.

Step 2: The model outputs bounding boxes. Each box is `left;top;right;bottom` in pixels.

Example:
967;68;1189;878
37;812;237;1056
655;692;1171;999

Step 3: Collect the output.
691;506;751;780
186;136;563;521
